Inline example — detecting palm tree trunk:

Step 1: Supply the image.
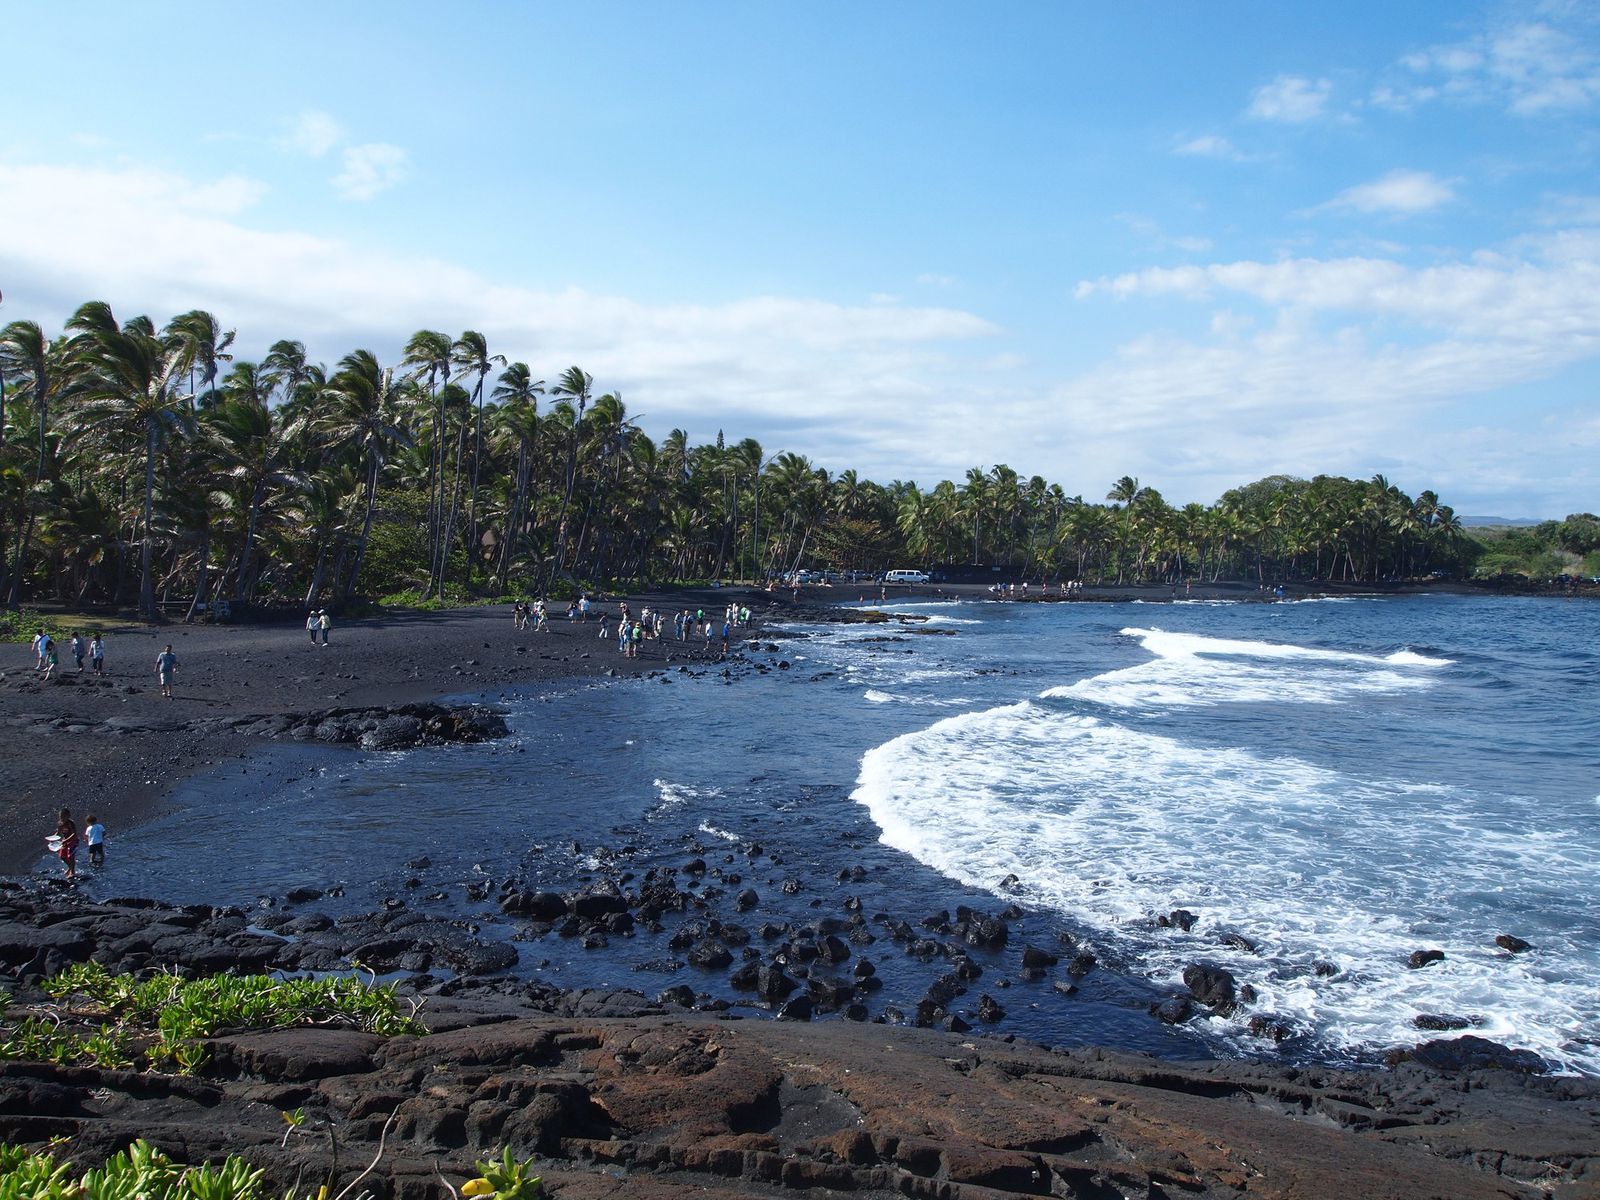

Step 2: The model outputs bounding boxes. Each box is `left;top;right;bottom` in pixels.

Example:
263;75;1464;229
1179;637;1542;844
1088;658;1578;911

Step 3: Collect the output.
185;522;211;623
467;380;484;580
547;432;580;588
344;449;382;600
496;443;529;588
435;421;467;595
305;539;328;606
140;420;158;620
234;481;264;601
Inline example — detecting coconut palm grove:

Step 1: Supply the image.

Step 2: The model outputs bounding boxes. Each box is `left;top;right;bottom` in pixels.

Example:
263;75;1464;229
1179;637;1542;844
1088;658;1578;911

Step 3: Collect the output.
0;302;1579;618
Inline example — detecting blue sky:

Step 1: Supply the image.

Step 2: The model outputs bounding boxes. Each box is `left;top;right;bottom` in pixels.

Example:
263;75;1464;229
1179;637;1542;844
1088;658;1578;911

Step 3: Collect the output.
3;1;1598;516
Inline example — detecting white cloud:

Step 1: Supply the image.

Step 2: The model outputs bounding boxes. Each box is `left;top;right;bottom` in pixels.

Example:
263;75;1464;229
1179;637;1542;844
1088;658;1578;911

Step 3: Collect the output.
277;109;345;158
1061;229;1600;507
1320;169;1456;215
0;159;1002;483
1173;134;1246;160
332;143;410;200
1246;75;1333;122
1397;20;1600;115
3;156;1595;514
187;174;269;215
916;272;956;287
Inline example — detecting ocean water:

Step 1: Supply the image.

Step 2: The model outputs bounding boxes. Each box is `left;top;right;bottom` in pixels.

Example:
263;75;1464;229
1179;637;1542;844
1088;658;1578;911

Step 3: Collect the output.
60;594;1600;1073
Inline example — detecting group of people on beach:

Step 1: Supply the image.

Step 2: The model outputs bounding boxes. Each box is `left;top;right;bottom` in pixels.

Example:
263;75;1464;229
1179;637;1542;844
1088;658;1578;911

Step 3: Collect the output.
987;580;1088;597
511;596;753;661
512;594;596;630
304;609;333;645
602;602;751;660
26;628;178;697
50;808;105;883
31;629;106;680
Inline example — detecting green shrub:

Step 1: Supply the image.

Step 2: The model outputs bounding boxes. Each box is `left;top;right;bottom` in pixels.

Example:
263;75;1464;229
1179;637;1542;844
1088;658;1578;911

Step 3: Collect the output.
0;1140;544;1200
0;965;423;1077
0;609;46;644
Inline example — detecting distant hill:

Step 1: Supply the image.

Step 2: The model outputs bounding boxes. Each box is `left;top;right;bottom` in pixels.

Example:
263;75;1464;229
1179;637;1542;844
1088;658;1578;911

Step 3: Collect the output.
1459;515;1544;528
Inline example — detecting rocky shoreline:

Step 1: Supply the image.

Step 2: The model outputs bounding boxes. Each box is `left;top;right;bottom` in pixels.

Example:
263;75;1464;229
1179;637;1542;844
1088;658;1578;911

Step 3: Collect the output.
4;882;1598;1199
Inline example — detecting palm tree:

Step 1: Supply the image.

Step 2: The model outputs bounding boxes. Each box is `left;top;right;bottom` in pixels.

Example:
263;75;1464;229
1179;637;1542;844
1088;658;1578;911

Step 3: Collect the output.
165;310;235;408
262;339;312;403
0;319;61;605
960;468;991;564
211;390;303;601
316;351;413;600
69;323;192;618
451;331;506;573
402;330;454;594
546;365;593;585
488;363;543;589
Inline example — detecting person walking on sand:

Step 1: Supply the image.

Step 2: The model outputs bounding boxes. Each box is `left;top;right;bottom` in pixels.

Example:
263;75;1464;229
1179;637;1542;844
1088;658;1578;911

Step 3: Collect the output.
580;595;590;621
89;633;105;676
306;610;319;645
54;808;79;882
155;644;177;698
71;632;86;672
318;610;331;645
42;638;59;681
84;814;105;869
598;613;610;639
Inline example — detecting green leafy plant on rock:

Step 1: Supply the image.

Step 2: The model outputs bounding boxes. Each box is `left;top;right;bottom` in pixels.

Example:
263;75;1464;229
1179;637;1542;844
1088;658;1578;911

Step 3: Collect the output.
455;1148;544;1200
0;964;423;1077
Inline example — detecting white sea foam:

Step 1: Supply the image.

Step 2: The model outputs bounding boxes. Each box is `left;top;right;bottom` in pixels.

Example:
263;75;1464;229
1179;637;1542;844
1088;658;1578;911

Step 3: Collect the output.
697;821;740;842
853;701;1600;1073
863;689;972;707
1042;628;1451;709
650;779;722;815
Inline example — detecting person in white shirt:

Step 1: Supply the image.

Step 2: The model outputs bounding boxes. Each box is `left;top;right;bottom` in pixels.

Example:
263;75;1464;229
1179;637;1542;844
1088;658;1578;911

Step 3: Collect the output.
84;815;106;868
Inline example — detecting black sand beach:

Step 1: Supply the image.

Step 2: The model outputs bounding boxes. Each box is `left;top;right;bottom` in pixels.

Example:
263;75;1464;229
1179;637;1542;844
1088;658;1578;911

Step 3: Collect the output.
3;584;1598;1199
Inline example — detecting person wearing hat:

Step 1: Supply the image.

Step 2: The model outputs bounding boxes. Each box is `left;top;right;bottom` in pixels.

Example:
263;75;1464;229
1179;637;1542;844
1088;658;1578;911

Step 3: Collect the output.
306;609;319;645
318;609;331;645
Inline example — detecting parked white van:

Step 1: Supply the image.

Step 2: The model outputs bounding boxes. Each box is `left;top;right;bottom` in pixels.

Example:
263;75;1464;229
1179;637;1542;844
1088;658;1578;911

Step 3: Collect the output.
884;569;930;584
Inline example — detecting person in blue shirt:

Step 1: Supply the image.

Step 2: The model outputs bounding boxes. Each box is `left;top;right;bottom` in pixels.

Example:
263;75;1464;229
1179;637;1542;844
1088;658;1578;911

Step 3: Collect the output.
155;645;177;699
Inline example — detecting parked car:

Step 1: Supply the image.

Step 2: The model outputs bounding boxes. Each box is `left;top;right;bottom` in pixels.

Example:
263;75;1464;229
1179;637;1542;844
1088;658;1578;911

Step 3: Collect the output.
884;569;930;584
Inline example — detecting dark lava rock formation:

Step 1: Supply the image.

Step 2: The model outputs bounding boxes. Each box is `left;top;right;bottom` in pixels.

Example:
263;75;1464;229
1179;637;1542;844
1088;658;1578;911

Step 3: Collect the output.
2;884;1598;1198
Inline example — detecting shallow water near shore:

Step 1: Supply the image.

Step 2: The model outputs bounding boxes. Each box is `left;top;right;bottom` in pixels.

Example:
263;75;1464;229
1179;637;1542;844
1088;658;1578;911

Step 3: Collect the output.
58;594;1600;1073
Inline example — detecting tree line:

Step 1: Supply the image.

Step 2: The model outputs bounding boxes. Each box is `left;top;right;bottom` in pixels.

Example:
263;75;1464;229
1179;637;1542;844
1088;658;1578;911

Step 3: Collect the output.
0;302;1481;618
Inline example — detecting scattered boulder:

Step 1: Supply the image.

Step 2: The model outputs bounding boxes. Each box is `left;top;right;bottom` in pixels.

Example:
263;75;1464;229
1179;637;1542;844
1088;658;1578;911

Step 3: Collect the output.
1413;1013;1479;1031
1182;963;1237;1011
1150;997;1193;1025
687;942;733;970
1495;934;1533;954
776;993;813;1021
1408;949;1446;969
1020;945;1058;969
500;891;567;920
1390;1036;1547;1074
